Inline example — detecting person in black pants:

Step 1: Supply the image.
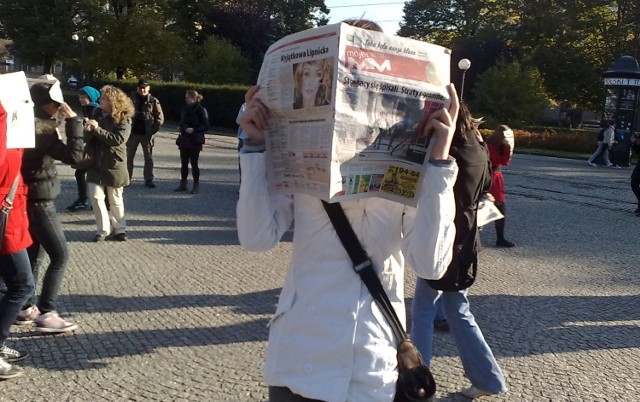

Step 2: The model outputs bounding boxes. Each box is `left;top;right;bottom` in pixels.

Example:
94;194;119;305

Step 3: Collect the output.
174;89;209;194
17;79;84;334
67;86;101;212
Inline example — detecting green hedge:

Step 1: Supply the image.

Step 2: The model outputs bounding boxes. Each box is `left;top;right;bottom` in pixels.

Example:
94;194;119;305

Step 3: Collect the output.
86;79;250;129
480;127;597;153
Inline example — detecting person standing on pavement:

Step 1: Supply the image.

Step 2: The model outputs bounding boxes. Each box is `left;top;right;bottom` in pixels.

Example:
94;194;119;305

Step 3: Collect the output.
67;85;101;212
175;90;209;194
411;103;507;400
237;19;460;401
587;120;616;167
127;79;164;188
16;79;84;334
0;101;35;380
486;125;516;248
84;85;134;242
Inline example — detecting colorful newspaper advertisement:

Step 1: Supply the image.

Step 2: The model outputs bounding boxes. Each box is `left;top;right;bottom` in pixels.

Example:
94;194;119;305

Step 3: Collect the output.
255;23;451;206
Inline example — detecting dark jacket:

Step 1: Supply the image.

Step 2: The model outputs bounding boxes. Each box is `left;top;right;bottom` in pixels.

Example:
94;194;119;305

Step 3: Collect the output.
177;102;209;148
85;111;131;188
131;93;164;136
448;131;492;245
21;111;84;201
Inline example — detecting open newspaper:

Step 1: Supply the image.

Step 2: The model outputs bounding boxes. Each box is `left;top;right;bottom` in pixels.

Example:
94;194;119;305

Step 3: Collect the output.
255;23;451;206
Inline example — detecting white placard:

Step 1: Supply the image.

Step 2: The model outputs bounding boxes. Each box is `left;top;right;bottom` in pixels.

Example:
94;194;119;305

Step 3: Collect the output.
0;71;35;149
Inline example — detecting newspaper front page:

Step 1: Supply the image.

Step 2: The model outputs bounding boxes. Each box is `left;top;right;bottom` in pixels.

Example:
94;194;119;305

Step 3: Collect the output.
255;23;451;206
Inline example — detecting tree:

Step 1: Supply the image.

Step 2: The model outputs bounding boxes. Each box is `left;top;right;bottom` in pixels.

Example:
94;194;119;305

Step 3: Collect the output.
199;0;329;79
471;61;549;126
0;0;85;73
184;36;250;84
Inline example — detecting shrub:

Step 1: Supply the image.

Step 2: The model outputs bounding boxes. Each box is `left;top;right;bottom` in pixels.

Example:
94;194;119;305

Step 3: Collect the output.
480;127;597;153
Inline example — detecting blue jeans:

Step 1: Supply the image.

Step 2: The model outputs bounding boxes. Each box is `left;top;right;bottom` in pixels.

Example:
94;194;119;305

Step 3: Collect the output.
410;279;507;393
26;200;69;313
0;249;34;346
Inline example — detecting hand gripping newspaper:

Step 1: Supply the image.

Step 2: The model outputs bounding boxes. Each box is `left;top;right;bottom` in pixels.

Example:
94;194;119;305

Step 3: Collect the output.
255;23;451;206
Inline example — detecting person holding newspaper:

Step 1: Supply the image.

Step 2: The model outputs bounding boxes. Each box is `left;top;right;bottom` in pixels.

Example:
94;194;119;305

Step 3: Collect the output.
237;19;460;402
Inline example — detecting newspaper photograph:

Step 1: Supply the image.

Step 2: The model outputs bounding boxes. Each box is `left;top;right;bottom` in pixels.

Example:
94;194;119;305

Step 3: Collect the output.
255;23;451;206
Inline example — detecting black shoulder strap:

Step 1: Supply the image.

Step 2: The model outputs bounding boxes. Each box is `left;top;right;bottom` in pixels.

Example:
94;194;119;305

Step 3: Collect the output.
322;200;408;344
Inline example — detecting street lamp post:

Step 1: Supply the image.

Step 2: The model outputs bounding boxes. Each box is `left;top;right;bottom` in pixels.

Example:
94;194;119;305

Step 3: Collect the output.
458;58;471;100
72;33;94;85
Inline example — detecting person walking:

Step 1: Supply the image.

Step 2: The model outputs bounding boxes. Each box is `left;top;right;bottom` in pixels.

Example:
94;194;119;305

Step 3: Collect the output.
411;103;508;400
16;79;84;334
486;125;516;247
175;90;209;194
237;19;460;401
67;85;101;212
84;85;134;242
0;101;35;380
127;79;164;188
587;120;615;167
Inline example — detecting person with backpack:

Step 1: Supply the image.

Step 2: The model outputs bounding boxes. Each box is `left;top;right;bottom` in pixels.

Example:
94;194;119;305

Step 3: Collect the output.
587;121;615;167
410;103;507;400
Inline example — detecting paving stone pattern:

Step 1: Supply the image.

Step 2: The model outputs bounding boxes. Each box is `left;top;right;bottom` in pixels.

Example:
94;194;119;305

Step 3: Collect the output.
2;130;638;401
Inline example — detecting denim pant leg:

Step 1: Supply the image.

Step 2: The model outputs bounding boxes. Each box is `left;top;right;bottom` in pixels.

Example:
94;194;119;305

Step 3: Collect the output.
588;142;606;163
410;278;441;366
0;250;35;346
141;135;155;181
441;290;507;393
26;200;69;313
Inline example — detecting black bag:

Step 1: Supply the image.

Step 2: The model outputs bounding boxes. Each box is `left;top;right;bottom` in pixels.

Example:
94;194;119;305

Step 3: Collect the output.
0;176;20;249
322;201;436;401
425;222;479;291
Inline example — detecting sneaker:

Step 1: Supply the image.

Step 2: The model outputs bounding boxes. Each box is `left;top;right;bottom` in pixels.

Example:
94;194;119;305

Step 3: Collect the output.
461;385;500;399
612;165;621;169
35;312;78;334
93;234;106;242
14;306;40;325
66;199;89;212
587;162;597;167
0;358;23;380
0;345;29;363
496;239;516;248
113;233;127;242
144;180;156;188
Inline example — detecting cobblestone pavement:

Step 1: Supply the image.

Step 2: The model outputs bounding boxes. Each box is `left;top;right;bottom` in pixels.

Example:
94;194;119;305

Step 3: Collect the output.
2;130;639;401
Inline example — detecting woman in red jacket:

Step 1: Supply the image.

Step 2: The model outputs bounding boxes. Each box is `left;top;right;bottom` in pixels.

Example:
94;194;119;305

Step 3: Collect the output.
486;125;516;247
0;102;35;379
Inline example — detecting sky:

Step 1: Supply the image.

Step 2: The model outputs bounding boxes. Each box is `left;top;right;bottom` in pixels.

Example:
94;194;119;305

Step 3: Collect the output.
324;0;405;35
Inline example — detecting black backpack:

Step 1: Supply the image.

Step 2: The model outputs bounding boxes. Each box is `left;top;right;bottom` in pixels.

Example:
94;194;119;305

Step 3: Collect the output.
425;216;479;291
425;135;489;292
597;128;605;142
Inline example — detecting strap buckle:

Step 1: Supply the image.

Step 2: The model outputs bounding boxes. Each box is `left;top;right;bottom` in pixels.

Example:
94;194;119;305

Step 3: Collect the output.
353;258;372;273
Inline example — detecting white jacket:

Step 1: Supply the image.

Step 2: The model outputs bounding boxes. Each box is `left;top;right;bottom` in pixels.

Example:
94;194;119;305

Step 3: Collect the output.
237;152;457;402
